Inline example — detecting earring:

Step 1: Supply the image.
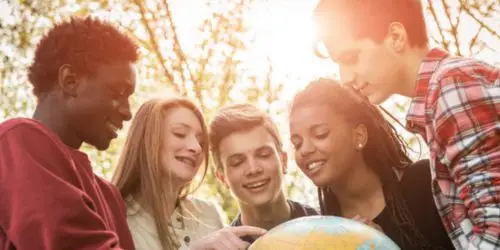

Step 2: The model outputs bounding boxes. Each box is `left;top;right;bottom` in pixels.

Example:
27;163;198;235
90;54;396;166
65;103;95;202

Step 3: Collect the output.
358;143;363;149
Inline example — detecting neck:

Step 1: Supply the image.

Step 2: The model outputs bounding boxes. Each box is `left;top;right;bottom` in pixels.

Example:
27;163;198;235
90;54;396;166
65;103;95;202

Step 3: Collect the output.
239;192;290;230
33;96;82;149
399;46;430;98
329;160;385;220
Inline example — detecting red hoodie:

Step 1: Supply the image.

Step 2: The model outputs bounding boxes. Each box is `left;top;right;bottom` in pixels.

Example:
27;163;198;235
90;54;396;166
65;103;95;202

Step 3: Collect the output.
0;118;134;250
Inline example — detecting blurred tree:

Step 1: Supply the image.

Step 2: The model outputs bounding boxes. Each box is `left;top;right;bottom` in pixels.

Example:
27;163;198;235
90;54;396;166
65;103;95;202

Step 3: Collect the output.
1;0;499;221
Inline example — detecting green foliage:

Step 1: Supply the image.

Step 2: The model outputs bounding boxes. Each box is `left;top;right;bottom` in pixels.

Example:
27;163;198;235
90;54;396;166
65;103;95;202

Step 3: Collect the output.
1;0;499;221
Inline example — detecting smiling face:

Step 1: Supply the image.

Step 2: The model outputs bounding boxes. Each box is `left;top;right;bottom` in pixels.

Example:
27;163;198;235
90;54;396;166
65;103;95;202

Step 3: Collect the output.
318;25;405;105
67;62;136;150
161;107;205;186
315;10;410;104
218;125;287;207
290;104;364;187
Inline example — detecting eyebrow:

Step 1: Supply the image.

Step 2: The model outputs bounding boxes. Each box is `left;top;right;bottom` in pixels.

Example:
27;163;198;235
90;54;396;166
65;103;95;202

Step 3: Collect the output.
290;123;328;137
255;145;273;152
109;79;134;95
226;153;245;164
226;145;272;160
171;123;203;135
311;123;328;129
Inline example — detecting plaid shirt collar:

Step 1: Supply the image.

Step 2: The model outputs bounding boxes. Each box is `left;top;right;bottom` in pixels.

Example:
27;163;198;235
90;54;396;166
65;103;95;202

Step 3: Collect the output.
406;48;450;133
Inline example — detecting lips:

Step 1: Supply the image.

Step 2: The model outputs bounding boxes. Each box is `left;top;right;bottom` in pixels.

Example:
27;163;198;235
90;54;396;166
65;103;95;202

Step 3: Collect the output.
303;160;326;175
243;178;270;191
105;122;122;137
175;156;196;168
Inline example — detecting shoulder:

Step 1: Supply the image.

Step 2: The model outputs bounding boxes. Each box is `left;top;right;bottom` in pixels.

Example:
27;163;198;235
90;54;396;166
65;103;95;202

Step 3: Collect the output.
288;200;319;216
0;118;78;175
432;56;498;86
124;201;159;250
184;196;220;213
429;57;499;108
401;160;431;188
401;159;430;181
95;176;126;209
400;159;433;203
0;118;68;156
0;118;54;140
183;196;226;226
125;198;155;239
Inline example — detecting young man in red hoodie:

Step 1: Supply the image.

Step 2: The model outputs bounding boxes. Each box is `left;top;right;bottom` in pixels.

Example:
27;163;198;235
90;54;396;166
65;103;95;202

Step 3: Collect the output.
0;17;139;249
313;1;499;249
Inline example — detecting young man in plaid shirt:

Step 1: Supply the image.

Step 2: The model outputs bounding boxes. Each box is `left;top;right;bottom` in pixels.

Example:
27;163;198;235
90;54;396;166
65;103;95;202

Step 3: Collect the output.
313;0;499;249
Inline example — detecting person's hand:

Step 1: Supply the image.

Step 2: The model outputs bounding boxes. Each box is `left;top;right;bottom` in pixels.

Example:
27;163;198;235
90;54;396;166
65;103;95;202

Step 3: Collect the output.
188;225;267;250
352;215;383;232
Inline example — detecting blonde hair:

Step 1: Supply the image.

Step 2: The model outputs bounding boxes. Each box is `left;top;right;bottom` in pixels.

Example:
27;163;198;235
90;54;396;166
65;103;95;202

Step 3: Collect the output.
112;97;209;250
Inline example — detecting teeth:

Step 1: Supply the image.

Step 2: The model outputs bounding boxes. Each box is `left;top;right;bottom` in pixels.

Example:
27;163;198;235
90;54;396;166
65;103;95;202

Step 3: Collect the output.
177;157;195;167
246;180;268;188
307;161;325;170
107;123;119;132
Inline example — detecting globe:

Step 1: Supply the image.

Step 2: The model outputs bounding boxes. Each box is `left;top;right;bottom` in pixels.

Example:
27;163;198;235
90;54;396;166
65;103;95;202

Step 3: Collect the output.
248;216;400;250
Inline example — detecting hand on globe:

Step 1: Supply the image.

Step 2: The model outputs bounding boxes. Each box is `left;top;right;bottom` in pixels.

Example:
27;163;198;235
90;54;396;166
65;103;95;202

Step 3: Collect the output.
352;215;383;232
188;226;267;250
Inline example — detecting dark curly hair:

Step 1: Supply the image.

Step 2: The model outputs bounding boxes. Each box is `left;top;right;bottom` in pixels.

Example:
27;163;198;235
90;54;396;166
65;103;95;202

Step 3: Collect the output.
28;16;139;99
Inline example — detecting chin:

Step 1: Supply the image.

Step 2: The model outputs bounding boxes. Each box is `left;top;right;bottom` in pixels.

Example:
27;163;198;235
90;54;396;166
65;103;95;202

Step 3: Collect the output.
311;175;336;188
173;172;197;183
367;91;393;105
91;139;112;151
236;192;270;207
247;197;273;207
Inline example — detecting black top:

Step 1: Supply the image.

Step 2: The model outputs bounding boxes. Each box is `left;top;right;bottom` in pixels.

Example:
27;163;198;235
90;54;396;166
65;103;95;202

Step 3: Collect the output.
230;199;318;244
372;160;454;249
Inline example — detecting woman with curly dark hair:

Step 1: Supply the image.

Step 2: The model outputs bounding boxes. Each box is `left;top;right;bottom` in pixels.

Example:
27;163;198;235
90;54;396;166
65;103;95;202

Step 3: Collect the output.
289;79;454;249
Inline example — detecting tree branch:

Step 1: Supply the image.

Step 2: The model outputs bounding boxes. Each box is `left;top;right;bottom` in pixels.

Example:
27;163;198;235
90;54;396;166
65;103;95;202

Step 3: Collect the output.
162;0;201;106
426;0;449;50
461;1;500;40
132;0;179;93
440;0;461;55
469;26;483;54
197;13;223;90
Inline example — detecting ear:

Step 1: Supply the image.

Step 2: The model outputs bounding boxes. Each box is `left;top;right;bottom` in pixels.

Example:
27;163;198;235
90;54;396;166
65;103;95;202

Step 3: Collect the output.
58;64;79;97
215;169;229;188
385;22;407;53
279;151;288;174
352;124;368;150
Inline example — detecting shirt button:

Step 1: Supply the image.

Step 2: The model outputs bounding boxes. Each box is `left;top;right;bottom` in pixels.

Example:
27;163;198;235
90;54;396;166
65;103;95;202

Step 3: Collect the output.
184;236;191;244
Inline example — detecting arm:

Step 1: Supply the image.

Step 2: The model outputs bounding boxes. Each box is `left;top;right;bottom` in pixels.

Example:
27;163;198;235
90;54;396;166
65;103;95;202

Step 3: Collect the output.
434;73;500;248
0;124;123;250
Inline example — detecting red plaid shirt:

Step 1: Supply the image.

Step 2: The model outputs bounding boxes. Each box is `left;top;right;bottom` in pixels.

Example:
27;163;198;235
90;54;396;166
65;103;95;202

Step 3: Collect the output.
406;48;500;249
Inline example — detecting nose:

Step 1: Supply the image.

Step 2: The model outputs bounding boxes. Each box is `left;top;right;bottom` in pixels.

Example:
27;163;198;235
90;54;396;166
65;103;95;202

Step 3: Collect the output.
117;99;132;121
186;135;202;155
339;65;358;88
246;158;263;176
299;139;316;158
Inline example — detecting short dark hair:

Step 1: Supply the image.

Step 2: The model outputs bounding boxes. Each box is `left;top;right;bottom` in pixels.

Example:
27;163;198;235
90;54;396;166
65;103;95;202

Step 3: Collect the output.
314;0;428;47
209;103;283;172
28;16;139;98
